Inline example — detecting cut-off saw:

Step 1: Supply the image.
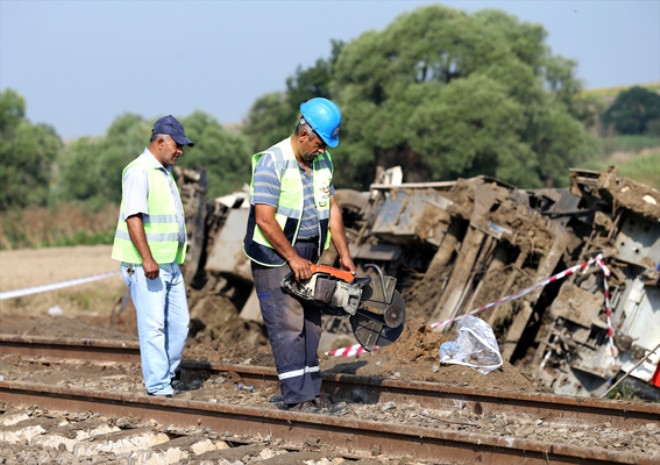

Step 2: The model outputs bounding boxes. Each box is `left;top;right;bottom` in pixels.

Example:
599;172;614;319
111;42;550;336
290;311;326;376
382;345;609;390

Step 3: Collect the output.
281;263;405;351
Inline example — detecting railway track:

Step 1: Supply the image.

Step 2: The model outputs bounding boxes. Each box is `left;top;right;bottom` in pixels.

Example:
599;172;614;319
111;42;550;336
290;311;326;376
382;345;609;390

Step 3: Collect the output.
1;334;659;464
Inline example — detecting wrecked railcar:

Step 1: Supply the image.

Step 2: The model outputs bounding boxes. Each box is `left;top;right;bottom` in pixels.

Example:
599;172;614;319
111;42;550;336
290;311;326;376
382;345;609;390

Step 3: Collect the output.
178;166;660;399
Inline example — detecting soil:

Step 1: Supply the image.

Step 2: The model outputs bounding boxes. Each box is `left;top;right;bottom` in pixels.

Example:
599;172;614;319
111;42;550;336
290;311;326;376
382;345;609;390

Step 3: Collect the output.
0;245;546;394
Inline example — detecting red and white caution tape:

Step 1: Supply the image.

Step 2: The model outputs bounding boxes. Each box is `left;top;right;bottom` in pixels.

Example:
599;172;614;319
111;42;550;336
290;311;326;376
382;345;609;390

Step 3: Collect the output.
327;254;615;364
596;255;617;365
0;270;120;300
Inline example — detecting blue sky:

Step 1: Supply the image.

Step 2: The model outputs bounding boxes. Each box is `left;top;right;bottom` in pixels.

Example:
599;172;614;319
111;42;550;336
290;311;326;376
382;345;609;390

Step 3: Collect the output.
1;0;659;140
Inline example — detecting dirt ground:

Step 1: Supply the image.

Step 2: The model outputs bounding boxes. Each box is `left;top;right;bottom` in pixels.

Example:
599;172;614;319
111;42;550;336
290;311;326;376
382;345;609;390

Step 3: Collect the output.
0;245;546;393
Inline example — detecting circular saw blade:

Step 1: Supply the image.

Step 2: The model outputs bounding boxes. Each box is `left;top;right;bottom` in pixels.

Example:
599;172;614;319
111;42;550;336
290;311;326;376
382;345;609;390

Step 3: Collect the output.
350;290;405;351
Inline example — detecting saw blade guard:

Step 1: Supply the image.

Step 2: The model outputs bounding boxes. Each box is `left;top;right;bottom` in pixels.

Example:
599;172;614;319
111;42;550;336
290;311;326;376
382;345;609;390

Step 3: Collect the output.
350;264;406;351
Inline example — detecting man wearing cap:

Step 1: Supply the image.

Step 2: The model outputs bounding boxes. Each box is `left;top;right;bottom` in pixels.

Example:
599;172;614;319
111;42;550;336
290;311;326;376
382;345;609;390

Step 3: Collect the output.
112;115;194;397
243;98;356;415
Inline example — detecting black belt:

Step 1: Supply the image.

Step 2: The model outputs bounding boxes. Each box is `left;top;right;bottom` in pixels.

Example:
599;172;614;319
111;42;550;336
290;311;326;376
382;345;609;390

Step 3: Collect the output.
296;236;319;243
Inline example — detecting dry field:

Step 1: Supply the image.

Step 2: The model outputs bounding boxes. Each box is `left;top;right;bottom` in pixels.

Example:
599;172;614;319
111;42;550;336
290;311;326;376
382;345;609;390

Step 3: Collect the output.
0;245;126;328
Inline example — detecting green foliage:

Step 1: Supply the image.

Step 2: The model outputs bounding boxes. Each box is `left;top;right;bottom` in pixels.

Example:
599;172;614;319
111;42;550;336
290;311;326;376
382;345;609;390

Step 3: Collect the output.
324;4;596;188
616;150;660;190
55;111;253;204
0;88;63;211
178;111;253;197
240;5;597;188
242;41;344;154
242;92;297;155
601;134;660;155
55;113;150;205
584;147;660;190
601;86;660;135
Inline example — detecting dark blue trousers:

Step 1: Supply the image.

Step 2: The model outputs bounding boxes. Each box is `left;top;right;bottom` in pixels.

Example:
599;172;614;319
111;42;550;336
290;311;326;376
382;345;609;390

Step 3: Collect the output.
251;241;322;405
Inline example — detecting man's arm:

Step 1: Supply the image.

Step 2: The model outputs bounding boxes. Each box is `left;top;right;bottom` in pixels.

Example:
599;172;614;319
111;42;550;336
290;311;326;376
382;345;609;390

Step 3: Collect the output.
254;204;313;281
329;195;356;274
126;214;160;279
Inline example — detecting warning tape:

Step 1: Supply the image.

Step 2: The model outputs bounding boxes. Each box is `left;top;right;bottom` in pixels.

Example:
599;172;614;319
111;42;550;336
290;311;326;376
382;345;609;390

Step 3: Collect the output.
0;270;120;300
327;254;616;365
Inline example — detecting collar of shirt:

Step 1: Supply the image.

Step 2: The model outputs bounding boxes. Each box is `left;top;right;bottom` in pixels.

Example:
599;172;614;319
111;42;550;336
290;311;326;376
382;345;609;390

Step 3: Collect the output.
142;148;172;174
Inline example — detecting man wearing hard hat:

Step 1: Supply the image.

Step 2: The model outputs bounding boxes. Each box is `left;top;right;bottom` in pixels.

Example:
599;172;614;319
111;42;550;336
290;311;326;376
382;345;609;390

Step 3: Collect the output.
243;97;356;415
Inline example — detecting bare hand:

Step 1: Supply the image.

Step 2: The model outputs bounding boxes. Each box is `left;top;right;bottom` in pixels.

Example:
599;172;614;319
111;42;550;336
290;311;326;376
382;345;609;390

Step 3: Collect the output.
289;255;313;282
338;255;357;276
142;258;160;280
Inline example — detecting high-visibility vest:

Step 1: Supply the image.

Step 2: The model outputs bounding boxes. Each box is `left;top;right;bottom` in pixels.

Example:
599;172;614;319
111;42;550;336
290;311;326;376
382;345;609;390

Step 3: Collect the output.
243;141;333;266
111;154;187;264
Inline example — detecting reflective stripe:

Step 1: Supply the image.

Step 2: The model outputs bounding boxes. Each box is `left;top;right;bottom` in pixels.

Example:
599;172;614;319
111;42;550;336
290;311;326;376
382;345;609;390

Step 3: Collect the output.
143;214;179;224
114;230;181;242
277;365;321;381
276;205;300;217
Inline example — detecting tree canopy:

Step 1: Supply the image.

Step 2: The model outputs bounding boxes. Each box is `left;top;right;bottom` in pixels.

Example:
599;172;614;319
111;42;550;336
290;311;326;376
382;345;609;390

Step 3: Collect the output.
243;5;598;189
55;111;253;206
601;86;660;135
0;89;62;211
242;40;344;154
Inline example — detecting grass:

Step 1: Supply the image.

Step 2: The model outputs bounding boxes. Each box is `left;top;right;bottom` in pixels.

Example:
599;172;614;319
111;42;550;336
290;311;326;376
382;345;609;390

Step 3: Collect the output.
601;134;660;156
583;144;660;190
0;203;119;250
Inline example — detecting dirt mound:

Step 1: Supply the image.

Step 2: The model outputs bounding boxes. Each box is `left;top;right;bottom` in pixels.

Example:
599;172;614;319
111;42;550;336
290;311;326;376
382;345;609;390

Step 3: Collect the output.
321;318;546;393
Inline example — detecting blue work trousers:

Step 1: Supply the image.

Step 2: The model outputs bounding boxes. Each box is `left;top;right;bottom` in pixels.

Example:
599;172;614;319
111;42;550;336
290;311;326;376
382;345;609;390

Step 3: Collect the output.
252;241;322;405
120;262;189;396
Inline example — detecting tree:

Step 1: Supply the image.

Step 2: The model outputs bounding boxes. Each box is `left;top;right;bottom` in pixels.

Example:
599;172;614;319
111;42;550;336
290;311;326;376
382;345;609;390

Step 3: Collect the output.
601;86;660;135
0;89;62;211
242;41;344;154
328;4;595;188
242;92;296;155
55;113;150;207
56;111;253;205
178;111;253;198
241;5;597;189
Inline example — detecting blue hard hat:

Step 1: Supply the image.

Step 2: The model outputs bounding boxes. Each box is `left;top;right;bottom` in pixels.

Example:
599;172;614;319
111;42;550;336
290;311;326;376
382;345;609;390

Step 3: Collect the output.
300;98;341;148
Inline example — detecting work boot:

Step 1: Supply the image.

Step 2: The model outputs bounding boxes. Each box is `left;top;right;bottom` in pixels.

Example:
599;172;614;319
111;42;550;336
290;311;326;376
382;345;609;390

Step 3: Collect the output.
287;400;325;414
314;393;348;415
171;373;203;394
269;393;284;403
269;393;287;410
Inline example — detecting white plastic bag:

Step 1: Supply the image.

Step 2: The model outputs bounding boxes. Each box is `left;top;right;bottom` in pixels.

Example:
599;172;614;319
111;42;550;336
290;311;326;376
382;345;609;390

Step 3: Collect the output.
439;315;503;374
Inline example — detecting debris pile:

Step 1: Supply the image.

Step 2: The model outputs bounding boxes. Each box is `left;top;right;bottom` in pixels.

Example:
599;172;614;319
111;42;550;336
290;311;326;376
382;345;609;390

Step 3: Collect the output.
177;165;660;398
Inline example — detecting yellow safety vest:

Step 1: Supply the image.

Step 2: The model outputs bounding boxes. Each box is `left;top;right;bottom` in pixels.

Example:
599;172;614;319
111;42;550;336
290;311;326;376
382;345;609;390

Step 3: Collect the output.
243;143;333;266
111;154;186;264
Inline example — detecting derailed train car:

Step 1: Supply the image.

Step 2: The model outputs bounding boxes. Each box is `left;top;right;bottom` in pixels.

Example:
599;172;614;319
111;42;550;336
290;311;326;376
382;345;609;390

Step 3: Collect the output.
177;165;660;399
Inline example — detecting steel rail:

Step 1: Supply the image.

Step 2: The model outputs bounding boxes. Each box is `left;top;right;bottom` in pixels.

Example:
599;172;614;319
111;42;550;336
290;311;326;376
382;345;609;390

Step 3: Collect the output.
0;380;653;465
1;334;658;431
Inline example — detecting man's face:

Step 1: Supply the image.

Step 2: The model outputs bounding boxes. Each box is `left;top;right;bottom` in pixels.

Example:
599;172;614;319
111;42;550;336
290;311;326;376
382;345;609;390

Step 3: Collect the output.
299;130;326;163
159;135;184;166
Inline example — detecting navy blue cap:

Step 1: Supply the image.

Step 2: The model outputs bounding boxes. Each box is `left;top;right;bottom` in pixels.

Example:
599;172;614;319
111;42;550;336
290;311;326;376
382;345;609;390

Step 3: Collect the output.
152;115;194;147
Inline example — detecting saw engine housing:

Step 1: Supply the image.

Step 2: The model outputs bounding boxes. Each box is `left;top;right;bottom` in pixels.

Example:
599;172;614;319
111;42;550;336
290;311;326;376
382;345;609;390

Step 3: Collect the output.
281;264;406;351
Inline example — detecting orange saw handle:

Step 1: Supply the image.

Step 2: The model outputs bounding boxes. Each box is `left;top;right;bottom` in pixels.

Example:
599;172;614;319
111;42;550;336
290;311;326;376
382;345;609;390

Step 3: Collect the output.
309;264;355;283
